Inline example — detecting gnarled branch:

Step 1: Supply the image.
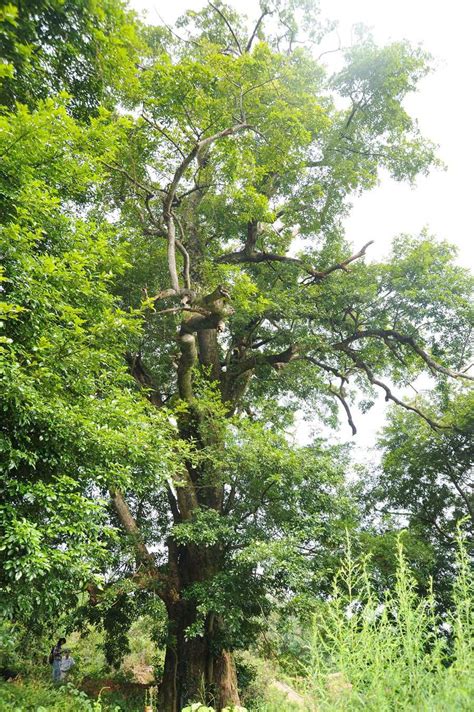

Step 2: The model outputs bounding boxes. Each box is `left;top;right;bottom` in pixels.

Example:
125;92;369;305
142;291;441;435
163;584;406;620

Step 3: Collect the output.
339;347;446;431
217;241;374;282
336;329;473;381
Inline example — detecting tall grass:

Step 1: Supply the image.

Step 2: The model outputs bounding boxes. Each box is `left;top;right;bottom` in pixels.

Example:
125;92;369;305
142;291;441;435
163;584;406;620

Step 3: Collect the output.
301;527;474;711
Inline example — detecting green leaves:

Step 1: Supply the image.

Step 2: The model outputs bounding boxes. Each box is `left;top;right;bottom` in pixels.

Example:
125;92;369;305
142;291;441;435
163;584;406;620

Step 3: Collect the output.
0;99;177;623
0;0;143;118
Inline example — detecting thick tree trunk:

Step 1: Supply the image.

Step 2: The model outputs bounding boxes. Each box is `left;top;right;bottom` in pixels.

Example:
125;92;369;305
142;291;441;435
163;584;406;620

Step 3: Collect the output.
157;307;240;711
159;597;240;711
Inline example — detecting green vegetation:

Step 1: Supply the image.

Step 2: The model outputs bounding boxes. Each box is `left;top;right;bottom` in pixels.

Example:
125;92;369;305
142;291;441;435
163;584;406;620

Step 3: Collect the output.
0;1;472;710
1;533;472;710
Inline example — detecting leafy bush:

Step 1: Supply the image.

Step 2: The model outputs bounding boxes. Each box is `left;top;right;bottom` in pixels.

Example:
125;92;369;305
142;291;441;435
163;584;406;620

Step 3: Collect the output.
0;680;120;711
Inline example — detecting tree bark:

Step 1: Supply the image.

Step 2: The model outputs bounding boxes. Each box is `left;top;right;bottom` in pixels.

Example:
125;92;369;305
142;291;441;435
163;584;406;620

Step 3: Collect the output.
158;548;240;712
158;314;240;710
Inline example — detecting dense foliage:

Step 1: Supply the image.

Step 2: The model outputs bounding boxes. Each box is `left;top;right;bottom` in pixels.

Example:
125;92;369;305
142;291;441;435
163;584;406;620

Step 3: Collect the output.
0;0;141;117
0;99;177;623
362;388;474;604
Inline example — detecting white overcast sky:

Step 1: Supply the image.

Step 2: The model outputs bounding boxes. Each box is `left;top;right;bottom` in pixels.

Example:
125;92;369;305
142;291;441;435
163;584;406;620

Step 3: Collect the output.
130;0;474;456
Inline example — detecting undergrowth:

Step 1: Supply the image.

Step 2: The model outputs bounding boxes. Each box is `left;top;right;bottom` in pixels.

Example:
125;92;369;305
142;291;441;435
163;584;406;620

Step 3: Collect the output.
296;526;473;711
1;530;472;711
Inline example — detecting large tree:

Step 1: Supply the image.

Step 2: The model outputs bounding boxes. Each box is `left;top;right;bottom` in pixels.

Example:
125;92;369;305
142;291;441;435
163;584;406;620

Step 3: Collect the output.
89;2;473;710
2;1;473;710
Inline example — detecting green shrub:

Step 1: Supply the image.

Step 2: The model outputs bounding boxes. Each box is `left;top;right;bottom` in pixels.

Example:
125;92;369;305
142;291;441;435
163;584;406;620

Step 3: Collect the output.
0;680;120;711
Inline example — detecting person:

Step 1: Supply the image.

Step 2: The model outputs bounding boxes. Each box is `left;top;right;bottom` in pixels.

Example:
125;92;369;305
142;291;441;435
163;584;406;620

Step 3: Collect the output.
49;637;66;683
60;649;75;681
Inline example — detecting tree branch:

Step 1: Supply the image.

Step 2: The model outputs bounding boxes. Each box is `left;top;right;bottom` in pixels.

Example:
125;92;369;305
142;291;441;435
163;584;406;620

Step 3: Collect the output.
246;9;270;52
141;113;186;158
162;123;250;291
236;481;277;525
329;385;357;436
165;212;180;292
101;160;157;196
375;508;456;544
209;2;243;54
217;241;374;282
110;490;161;571
303;241;374;282
444;462;474;521
339;347;446;431
336;329;473;381
303;356;349;383
175;215;191;289
125;352;163;407
234;343;300;377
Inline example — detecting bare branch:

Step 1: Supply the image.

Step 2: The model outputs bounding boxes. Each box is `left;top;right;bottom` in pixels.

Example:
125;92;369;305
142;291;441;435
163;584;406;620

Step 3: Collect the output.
303;356;356;434
304;355;349;383
101;160;157;196
155;10;202;49
209;2;243;54
329;385;357;436
246;9;270;52
217;241;374;282
164;122;250;215
340;347;446;431
178;183;214;201
110;490;166;574
303;241;374;282
141;114;186;158
336;329;473;381
145;194;163;229
444;462;474;521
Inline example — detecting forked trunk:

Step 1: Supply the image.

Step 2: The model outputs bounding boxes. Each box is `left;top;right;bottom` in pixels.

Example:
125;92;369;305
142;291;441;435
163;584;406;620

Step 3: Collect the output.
159;600;240;711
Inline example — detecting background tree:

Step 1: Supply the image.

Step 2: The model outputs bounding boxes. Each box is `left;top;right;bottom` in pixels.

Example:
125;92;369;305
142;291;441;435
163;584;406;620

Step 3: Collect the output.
362;388;473;604
83;2;473;710
0;99;177;630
